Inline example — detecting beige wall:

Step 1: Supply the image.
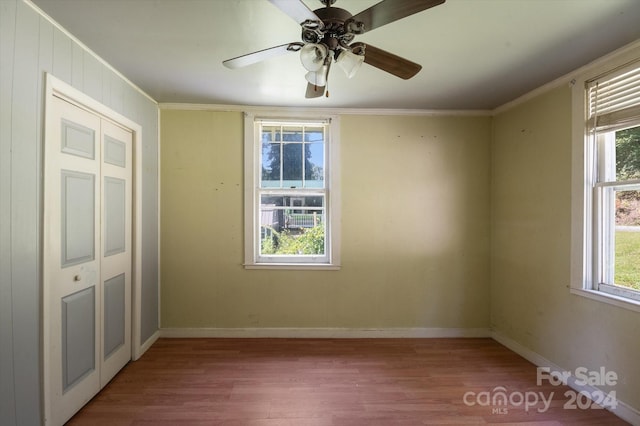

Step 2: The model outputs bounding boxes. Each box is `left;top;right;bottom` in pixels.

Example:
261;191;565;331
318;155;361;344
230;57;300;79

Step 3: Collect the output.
160;84;639;412
160;110;491;329
491;86;640;410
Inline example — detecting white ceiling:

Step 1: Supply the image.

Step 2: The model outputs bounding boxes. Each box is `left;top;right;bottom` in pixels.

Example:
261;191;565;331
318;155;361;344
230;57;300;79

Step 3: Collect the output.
32;0;640;110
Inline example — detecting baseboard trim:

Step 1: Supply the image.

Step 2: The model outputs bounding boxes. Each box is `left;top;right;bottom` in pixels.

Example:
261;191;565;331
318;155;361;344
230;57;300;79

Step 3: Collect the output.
159;327;491;339
492;331;640;425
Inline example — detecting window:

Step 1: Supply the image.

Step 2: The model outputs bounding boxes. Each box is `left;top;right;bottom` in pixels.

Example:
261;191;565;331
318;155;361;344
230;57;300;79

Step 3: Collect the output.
575;56;640;306
244;114;340;268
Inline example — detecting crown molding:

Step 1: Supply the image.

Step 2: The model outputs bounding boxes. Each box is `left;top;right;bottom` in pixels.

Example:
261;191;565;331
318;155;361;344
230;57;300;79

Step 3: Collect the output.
159;102;491;117
493;39;640;115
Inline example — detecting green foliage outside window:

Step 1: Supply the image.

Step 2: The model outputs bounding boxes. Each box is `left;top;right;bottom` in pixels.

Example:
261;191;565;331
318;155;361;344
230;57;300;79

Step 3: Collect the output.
616;127;640;181
261;225;325;255
614;126;640;290
615;231;640;290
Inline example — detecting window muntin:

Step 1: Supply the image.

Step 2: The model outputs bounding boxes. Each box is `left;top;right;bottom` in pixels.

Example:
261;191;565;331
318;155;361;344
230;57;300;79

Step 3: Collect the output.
246;117;338;267
587;61;640;303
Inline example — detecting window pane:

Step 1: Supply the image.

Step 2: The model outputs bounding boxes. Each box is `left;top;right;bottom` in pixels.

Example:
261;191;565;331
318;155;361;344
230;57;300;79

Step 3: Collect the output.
305;126;325;188
282;143;303;187
614;189;640;291
305;142;324;187
305;127;324;142
259;194;325;256
261;125;280;142
261;142;280;187
616;126;640;181
282;126;302;142
259;195;324;213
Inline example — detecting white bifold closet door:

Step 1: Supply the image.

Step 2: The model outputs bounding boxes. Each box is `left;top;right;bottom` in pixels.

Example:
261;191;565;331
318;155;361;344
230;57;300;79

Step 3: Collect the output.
44;95;132;426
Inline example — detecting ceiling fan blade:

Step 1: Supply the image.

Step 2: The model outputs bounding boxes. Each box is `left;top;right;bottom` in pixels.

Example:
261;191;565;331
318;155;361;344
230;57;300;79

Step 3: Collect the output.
267;0;323;27
223;42;303;69
350;0;445;33
305;83;325;98
362;44;422;79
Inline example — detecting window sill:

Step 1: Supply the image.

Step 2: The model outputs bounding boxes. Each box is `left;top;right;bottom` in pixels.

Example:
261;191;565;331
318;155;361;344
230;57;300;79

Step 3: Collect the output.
570;287;640;313
244;263;341;271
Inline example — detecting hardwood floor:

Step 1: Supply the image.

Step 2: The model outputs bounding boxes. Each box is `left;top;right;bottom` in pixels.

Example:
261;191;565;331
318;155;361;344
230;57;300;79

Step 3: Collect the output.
67;338;628;425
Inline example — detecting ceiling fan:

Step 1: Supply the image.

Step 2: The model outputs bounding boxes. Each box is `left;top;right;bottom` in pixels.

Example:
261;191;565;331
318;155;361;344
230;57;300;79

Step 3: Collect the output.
222;0;446;98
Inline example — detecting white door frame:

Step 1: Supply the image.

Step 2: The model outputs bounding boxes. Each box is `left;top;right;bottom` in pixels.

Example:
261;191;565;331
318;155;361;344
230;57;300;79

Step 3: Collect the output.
43;73;145;422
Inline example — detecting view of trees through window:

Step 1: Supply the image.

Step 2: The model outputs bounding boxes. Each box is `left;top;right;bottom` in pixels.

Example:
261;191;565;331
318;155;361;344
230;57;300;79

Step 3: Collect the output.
614;125;640;290
259;124;326;257
261;125;324;188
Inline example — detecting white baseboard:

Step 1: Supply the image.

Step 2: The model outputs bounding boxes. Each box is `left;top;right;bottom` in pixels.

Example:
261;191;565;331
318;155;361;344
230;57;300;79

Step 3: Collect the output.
492;330;640;425
159;327;491;339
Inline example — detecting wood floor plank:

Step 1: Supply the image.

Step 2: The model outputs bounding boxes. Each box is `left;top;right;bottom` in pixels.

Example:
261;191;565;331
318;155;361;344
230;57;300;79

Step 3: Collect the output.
66;338;628;425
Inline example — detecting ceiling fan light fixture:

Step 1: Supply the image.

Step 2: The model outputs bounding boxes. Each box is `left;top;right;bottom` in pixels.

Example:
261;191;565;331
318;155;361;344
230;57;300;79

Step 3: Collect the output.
300;43;328;72
224;0;445;98
336;49;364;79
305;66;328;86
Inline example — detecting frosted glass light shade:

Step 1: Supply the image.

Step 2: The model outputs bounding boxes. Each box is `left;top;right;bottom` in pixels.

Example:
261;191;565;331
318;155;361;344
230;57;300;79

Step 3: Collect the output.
336;50;364;78
305;67;327;86
300;44;328;72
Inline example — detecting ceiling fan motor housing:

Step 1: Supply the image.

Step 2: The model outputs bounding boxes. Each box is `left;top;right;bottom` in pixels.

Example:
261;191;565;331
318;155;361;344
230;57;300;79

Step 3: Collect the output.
303;7;357;52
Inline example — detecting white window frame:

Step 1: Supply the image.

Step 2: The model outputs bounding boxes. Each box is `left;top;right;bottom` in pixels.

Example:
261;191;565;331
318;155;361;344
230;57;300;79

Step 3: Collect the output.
570;42;640;311
243;112;341;269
